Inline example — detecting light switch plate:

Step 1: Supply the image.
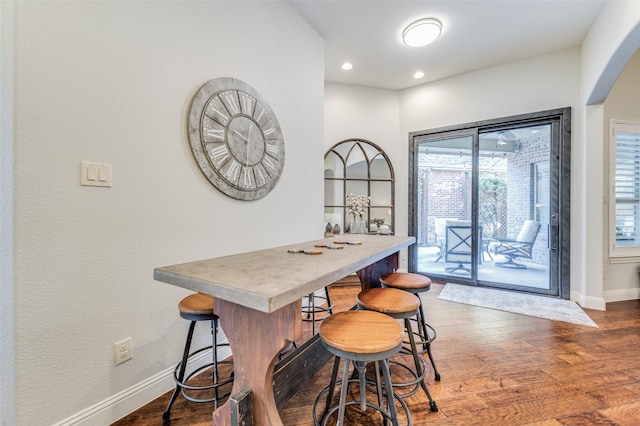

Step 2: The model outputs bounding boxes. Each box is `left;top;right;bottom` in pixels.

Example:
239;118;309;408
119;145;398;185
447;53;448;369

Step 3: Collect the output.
81;161;112;187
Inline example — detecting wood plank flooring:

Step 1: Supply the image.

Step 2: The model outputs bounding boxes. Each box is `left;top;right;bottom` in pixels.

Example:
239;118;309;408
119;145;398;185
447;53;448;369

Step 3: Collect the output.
112;281;640;425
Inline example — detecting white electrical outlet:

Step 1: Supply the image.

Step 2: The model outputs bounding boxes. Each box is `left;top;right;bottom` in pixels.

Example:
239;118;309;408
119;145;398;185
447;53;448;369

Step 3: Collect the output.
114;338;133;365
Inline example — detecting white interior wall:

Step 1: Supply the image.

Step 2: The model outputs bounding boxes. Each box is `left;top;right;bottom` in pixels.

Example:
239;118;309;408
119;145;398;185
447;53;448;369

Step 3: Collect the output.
1;1;16;424
582;0;640;105
580;1;640;309
398;48;580;132
9;1;323;425
603;50;640;301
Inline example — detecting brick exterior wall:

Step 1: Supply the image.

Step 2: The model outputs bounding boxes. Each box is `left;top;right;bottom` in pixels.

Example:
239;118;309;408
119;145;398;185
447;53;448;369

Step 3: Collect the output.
505;136;549;264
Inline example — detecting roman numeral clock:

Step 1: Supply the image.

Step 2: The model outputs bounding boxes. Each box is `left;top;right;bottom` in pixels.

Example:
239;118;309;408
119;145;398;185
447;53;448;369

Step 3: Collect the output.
188;77;285;200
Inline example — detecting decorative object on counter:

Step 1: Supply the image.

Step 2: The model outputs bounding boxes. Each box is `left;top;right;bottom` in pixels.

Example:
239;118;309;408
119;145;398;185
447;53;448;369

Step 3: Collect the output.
333;224;341;235
371;218;386;227
370;218;387;234
325;223;334;237
351;219;366;234
379;224;391;235
346;193;370;233
187;77;284;201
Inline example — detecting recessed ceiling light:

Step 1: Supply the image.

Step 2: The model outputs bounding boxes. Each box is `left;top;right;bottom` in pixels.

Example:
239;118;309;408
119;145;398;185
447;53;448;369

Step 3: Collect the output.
341;62;353;71
413;71;425;79
402;18;442;47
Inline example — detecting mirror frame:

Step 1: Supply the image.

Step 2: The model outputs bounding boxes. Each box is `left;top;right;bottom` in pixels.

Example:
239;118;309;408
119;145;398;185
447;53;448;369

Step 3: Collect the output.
324;138;395;234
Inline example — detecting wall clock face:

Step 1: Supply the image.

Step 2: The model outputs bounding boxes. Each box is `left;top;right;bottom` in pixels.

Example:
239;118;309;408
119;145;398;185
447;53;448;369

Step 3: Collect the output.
188;77;285;200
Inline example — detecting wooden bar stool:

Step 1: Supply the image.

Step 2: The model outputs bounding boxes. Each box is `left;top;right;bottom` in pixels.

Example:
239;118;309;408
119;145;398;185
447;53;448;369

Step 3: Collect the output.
380;272;441;381
163;293;233;421
313;310;411;426
357;287;438;412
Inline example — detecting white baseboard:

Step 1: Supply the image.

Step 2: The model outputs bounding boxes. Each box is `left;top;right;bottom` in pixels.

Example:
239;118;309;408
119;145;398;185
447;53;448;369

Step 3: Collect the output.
572;287;640;311
604;287;640;303
571;290;606;311
51;346;232;426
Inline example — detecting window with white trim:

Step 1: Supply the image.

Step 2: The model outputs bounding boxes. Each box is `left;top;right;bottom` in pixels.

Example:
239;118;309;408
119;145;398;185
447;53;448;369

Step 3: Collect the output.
610;119;640;261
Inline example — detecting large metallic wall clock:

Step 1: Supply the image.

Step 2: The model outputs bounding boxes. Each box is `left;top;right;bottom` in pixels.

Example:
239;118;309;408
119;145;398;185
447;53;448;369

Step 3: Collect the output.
188;77;285;200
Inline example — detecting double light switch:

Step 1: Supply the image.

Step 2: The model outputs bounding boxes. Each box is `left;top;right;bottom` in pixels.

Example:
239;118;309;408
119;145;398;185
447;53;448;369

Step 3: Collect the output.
81;161;112;187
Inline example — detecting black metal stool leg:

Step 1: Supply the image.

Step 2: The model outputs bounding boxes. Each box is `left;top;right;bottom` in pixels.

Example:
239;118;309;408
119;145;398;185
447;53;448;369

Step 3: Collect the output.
417;301;441;381
405;318;438;412
303;288;334;335
372;360;393;426
163;321;196;421
334;356;352;426
211;318;220;408
324;286;334;314
320;356;342;422
310;293;316;334
380;359;401;426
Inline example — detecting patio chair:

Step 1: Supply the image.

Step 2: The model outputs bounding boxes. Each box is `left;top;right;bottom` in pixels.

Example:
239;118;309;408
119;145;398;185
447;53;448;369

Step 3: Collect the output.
444;224;476;273
433;217;459;261
493;220;541;269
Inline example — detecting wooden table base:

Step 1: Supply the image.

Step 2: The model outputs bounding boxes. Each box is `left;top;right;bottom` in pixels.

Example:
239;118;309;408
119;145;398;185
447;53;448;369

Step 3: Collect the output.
212;298;302;426
211;252;399;425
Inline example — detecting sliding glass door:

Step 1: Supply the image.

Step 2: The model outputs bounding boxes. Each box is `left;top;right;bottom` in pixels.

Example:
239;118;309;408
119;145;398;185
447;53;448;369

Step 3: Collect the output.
408;108;570;298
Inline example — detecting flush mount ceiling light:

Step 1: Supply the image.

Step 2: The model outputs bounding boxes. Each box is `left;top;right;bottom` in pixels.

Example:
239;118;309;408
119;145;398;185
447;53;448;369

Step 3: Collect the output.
341;62;353;70
402;18;442;47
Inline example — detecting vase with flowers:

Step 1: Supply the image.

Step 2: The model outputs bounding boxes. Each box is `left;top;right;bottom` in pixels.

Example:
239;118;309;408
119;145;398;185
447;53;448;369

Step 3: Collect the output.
346;193;370;234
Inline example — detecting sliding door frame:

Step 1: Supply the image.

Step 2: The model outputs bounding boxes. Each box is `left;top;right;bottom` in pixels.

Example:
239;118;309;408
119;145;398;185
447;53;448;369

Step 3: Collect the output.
408;107;571;299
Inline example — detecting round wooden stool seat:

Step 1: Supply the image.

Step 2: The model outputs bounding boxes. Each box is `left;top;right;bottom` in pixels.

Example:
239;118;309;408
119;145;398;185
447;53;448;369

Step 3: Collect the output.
356;287;419;318
178;293;216;319
320;310;403;356
315;310;410;426
380;272;432;293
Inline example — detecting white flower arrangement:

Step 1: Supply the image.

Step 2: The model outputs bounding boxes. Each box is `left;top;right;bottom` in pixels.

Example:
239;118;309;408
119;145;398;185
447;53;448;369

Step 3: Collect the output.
346;193;370;219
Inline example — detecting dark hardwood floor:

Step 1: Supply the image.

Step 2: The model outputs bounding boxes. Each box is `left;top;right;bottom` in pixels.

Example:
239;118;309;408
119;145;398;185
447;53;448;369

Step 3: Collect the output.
113;280;640;425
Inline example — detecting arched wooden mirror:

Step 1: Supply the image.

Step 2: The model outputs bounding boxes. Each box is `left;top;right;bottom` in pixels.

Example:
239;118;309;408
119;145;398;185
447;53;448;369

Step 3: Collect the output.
324;139;395;234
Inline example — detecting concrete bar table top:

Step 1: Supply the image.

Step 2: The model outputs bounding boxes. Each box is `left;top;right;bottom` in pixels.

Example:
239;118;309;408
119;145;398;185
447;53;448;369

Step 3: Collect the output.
154;234;415;426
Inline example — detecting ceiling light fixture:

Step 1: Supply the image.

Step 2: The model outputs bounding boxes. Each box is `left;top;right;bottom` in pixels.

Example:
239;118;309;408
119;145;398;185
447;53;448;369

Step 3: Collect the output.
402;18;442;47
413;71;425;79
341;62;353;70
